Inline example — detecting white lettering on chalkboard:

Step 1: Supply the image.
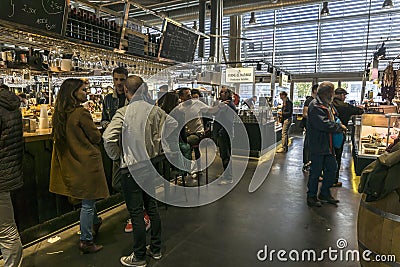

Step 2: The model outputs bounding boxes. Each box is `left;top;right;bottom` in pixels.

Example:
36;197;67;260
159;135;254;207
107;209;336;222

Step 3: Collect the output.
42;0;63;15
36;18;48;24
22;4;37;14
9;0;15;17
46;24;56;31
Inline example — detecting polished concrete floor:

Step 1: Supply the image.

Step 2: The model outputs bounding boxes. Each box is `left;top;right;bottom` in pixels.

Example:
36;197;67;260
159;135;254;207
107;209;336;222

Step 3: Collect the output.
16;135;362;267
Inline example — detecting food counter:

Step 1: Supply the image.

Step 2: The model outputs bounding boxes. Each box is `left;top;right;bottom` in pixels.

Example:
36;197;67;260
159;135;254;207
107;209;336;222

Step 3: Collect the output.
352;113;400;175
233;108;281;157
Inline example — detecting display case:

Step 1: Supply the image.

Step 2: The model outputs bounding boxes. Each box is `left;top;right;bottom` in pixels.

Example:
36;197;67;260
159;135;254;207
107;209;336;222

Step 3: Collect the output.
353;113;400;175
233;106;279;157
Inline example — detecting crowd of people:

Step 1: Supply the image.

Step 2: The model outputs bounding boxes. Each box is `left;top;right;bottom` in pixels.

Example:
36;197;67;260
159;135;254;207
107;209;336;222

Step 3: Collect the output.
0;67;366;266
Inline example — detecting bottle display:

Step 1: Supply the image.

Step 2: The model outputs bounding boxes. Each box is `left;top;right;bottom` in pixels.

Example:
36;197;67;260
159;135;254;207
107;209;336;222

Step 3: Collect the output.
65;6;121;49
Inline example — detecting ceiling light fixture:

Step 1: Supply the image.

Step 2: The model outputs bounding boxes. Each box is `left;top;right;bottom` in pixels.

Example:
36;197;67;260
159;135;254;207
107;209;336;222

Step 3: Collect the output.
382;0;394;9
249;12;256;25
320;2;330;16
192;21;198;30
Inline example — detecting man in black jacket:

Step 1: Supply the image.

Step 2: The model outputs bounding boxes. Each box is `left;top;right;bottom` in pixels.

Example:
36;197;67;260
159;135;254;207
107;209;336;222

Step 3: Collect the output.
306;82;346;207
277;91;293;153
332;88;364;187
101;67;128;129
0;84;23;266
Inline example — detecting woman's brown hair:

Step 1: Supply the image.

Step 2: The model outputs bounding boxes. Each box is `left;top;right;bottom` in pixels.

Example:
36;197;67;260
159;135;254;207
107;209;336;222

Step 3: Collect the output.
52;78;85;144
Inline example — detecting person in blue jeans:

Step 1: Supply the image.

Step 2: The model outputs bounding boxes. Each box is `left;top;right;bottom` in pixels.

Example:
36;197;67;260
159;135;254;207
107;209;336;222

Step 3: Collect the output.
104;75;177;267
306;82;346;207
50;79;109;253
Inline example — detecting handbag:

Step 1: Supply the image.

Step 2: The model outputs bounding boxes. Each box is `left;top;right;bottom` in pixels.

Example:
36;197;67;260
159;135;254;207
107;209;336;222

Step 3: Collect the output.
332;117;344;149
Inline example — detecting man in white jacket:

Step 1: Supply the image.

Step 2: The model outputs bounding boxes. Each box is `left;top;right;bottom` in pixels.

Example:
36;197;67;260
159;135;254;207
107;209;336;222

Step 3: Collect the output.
103;75;176;267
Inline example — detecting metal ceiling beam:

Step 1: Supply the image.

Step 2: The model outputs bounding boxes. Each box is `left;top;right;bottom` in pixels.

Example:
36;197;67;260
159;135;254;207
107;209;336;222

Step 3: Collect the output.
130;0;343;25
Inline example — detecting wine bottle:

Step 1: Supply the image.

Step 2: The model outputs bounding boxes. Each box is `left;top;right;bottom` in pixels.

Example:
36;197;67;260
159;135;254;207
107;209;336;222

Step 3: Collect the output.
99;18;105;45
94;17;100;44
82;11;88;41
88;13;94;43
71;8;78;39
66;7;73;37
77;10;83;39
104;20;110;47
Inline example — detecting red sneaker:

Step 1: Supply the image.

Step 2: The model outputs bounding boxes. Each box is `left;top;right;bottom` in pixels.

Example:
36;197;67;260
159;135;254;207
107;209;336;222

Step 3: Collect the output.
144;213;151;232
124;219;133;233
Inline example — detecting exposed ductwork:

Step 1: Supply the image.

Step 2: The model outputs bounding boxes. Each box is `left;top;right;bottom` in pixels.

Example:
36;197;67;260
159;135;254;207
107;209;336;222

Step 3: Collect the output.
131;0;342;25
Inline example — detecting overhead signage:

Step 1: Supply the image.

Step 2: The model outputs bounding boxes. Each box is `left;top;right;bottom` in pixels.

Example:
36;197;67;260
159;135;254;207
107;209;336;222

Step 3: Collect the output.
225;67;255;83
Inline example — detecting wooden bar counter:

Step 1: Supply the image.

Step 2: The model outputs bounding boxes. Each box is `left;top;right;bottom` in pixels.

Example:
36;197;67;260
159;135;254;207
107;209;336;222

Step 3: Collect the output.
13;128;118;245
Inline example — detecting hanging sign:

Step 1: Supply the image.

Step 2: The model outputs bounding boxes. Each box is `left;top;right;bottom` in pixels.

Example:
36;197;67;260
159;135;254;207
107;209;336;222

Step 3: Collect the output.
225;67;255;83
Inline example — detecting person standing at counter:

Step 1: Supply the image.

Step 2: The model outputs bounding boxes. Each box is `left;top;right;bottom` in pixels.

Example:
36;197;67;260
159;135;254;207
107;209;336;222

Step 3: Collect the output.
103;75;173;267
212;86;237;184
306;82;346;207
0;84;24;267
50;78;109;254
101;67;128;129
100;66;135;233
302;84;318;171
332;88;364;187
276;91;293;153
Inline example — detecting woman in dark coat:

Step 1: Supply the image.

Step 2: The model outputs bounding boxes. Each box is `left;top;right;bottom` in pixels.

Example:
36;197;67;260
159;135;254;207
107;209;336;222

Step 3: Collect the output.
50;78;109;254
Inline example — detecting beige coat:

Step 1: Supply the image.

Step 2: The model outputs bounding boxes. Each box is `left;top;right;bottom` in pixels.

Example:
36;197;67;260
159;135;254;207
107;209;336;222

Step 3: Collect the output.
50;107;109;200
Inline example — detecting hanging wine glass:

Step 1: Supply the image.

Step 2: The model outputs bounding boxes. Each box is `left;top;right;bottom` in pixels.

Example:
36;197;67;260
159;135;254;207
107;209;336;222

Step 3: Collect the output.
48;48;56;68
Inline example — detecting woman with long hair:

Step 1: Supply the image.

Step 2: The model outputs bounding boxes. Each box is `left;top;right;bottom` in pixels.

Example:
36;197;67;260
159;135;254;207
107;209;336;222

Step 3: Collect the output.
50;78;109;253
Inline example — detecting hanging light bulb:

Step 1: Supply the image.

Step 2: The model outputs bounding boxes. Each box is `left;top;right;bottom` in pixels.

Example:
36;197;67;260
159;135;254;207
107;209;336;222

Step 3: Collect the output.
320;2;330;16
249;12;256;25
382;0;394;9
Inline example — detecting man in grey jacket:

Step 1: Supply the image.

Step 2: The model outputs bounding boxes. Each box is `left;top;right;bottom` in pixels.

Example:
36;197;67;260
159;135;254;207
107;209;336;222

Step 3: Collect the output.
0;84;23;267
103;75;176;267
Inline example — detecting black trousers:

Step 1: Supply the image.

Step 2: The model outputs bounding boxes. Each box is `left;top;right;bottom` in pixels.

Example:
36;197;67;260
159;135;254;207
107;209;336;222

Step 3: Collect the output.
121;167;162;259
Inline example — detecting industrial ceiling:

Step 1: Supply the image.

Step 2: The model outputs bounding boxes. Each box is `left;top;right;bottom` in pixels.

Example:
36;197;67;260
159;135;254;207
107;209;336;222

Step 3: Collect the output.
79;0;338;26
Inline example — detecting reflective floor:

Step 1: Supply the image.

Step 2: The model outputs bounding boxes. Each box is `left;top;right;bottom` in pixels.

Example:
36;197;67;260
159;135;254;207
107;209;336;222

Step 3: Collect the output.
16;135;362;267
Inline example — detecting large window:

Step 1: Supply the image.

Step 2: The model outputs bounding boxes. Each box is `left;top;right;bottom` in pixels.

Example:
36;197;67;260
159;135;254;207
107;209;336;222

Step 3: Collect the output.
216;0;400;75
293;82;313;107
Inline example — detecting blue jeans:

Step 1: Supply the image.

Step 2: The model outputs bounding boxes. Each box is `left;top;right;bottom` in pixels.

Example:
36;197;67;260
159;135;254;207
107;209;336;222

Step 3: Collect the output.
121;166;162;260
80;199;101;241
0;191;23;267
307;153;337;197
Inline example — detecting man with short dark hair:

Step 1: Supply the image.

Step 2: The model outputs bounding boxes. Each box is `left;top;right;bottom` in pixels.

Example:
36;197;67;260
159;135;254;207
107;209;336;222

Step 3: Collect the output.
332;88;364;187
101;67;128;129
0;84;24;267
277;91;293;153
103;75;176;267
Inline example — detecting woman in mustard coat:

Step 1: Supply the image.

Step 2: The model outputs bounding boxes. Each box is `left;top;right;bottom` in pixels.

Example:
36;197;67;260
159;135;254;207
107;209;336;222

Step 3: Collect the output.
50;78;109;253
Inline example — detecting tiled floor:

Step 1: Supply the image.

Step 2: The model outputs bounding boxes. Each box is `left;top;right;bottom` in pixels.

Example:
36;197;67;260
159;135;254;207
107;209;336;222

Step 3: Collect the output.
15;135;362;267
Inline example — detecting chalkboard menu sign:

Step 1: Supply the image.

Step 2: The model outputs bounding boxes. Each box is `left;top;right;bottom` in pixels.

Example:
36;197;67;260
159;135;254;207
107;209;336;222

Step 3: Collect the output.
0;0;67;35
158;20;199;63
127;34;145;56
